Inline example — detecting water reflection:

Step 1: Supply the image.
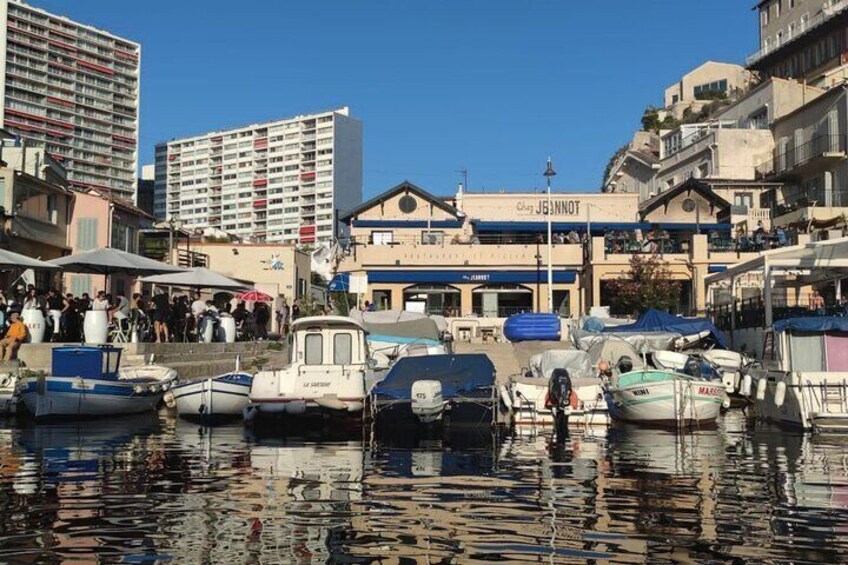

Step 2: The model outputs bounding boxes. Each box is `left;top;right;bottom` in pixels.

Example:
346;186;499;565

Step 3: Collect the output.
0;412;846;563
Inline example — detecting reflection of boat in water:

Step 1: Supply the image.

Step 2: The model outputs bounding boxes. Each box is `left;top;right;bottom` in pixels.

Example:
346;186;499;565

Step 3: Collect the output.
0;361;21;415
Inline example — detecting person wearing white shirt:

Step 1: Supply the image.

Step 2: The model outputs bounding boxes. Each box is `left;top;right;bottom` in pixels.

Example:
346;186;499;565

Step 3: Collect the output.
91;291;109;311
191;292;208;317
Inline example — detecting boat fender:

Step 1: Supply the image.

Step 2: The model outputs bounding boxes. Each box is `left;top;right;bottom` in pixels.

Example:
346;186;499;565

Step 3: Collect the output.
499;385;513;411
756;378;767;401
163;391;176;409
160;381;170;392
774;381;787;407
741;374;753;397
133;385;144;395
0;374;10;388
722;394;731;410
150;384;161;394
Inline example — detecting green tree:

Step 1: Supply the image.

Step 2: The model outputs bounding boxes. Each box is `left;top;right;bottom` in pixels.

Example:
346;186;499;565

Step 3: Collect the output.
607;255;682;317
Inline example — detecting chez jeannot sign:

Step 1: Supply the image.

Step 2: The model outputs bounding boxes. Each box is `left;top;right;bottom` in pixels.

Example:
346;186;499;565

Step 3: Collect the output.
515;199;582;216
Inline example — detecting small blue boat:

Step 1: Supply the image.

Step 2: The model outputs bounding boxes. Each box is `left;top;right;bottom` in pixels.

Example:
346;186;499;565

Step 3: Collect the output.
19;346;178;419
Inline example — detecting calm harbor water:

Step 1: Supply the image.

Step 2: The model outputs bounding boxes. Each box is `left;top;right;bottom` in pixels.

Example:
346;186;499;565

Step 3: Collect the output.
1;411;847;564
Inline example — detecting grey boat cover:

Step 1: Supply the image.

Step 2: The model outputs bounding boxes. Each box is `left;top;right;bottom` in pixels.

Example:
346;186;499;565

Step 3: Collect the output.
528;350;594;381
586;339;645;371
349;310;441;341
572;328;679;353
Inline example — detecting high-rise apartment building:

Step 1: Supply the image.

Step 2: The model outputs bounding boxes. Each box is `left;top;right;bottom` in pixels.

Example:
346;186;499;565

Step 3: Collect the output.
154;107;362;245
0;0;140;200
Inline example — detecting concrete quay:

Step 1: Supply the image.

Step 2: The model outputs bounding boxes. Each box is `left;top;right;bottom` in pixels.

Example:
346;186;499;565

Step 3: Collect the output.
15;341;289;380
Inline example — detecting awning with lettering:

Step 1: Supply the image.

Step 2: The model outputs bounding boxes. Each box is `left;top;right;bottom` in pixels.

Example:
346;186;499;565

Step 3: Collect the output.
367;270;578;285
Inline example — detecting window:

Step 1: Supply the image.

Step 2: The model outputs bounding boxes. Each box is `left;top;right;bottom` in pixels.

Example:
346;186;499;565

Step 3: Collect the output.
421;231;444;245
76;218;99;250
371;230;393;245
734;193;754;209
749;107;768;129
333;333;352;365
761;6;769;27
775;0;781;18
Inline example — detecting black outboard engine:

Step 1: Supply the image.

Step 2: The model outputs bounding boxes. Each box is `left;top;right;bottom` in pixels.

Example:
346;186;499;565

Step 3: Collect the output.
616;355;634;374
548;368;572;441
684;357;702;379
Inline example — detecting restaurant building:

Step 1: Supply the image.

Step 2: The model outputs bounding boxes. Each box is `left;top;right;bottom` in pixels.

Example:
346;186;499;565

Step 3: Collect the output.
335;180;764;320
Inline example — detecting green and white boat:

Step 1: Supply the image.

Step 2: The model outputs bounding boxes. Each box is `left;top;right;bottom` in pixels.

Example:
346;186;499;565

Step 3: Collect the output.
604;366;725;427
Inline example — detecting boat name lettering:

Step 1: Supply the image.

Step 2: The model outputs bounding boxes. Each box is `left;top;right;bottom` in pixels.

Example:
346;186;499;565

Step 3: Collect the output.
308;382;332;388
631;388;650;396
698;386;724;396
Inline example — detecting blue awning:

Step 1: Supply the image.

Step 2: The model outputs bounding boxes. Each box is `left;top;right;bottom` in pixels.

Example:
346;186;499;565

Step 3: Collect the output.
328;272;350;292
368;269;578;285
707;265;727;273
774;316;848;333
352;220;463;229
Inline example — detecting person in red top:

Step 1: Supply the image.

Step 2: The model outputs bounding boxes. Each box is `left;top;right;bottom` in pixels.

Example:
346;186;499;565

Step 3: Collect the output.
1;311;28;361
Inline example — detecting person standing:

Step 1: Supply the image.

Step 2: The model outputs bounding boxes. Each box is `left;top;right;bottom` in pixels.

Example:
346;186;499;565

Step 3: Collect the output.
276;299;289;337
46;289;64;342
91;291;109;311
291;299;300;322
152;289;171;343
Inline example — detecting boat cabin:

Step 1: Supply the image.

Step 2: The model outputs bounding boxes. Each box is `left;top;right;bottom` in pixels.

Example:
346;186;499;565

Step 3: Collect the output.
52;346;122;380
774;317;848;373
291;316;369;367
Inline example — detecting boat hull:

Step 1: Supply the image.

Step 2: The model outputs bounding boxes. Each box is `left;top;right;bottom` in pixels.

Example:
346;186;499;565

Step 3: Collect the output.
606;372;724;427
172;373;252;421
19;377;165;419
373;394;496;429
750;371;848;431
508;379;610;427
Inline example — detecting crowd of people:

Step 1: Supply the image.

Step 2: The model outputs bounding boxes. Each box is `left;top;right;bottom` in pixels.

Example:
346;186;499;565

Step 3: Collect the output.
0;285;310;349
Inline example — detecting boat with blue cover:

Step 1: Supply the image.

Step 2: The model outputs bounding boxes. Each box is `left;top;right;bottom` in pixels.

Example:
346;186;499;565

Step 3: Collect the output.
18;345;178;419
369;353;497;428
171;371;253;421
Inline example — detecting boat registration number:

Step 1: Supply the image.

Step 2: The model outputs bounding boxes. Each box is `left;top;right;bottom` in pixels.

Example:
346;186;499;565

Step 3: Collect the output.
631;388;650;396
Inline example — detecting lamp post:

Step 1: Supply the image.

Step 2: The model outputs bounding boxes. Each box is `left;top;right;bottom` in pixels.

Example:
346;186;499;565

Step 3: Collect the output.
167;214;180;265
544;157;556;313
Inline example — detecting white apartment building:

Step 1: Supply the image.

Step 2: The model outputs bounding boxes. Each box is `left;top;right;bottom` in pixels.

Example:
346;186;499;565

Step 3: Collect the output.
0;0;140;200
154;107;362;245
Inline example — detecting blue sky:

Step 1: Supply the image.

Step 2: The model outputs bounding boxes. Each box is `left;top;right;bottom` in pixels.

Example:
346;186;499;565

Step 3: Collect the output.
39;1;755;197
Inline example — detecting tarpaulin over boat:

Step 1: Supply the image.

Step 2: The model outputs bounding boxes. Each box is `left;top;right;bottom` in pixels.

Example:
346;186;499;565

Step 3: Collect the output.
528;350;594;380
774;316;848;333
349;310;442;342
603;309;729;349
371;354;495;400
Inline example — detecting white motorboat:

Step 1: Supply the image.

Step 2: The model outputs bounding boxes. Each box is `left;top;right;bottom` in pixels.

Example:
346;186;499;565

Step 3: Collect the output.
0;362;20;415
599;341;724;427
18;345;178;419
171;370;253;421
506;349;608;427
748;317;848;432
245;316;387;422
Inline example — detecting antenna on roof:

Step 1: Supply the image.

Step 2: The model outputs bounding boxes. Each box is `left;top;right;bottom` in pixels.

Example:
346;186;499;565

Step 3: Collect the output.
456;168;468;191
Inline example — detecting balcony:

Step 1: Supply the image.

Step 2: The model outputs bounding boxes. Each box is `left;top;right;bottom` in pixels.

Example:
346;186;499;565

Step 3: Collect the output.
348;234;584;269
746;0;848;66
757;134;847;181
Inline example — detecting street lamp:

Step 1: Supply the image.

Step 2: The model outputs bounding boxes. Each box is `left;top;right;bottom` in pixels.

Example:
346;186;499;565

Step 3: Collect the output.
544;157;556;313
167;214;181;265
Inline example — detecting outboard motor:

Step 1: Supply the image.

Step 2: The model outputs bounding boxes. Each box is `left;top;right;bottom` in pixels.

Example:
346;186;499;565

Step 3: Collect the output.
683;358;702;379
616;356;634;374
547;368;572;441
411;380;444;424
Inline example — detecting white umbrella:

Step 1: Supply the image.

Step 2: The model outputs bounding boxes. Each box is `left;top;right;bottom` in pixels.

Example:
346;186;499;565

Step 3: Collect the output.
50;248;185;276
0;248;61;270
139;267;250;290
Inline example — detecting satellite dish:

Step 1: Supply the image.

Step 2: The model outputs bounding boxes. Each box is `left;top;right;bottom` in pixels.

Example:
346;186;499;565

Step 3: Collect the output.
398;194;417;214
682;198;697;213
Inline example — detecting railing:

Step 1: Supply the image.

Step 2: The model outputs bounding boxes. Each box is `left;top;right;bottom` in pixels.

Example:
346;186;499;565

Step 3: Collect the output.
768;134;847;177
604;232;686;255
708;231;793;253
350;233;585;246
178;249;208;268
746;0;848;65
710;295;848;331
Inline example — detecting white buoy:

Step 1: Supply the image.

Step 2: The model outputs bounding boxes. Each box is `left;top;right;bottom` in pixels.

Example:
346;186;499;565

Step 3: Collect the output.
499;385;513;411
741;374;753;397
756;378;767;401
774;381;787;407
